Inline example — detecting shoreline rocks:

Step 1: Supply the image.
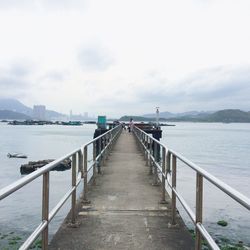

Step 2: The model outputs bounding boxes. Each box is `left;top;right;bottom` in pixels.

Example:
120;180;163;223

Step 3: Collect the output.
20;159;71;174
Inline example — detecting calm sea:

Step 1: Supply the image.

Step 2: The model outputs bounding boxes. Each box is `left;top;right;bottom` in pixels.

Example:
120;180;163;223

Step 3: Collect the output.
161;122;250;245
0;122;249;246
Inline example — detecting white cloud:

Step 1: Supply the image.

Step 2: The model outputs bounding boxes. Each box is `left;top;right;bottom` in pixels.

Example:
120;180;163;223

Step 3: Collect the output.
0;0;250;117
78;45;114;71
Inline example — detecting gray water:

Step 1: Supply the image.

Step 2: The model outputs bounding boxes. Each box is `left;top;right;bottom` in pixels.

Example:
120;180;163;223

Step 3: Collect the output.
0;122;249;246
161;122;250;245
0;123;96;246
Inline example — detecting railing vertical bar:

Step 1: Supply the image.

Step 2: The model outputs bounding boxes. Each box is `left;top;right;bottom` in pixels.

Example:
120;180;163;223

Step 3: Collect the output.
83;146;88;202
78;150;82;175
149;139;153;174
172;154;177;225
98;138;102;171
42;172;49;250
161;147;166;202
167;151;171;173
146;136;149;166
93;141;97;185
195;173;203;250
153;141;158;184
71;154;77;224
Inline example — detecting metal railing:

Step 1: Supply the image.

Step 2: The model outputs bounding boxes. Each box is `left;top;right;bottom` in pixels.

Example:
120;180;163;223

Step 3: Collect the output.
133;126;250;250
0;124;122;250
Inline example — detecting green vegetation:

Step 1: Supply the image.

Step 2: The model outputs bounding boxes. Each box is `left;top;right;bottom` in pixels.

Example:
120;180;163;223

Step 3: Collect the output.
188;228;248;250
0;231;42;250
217;220;228;227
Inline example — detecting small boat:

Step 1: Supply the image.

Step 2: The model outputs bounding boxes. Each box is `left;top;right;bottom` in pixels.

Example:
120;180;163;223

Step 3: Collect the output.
7;153;28;159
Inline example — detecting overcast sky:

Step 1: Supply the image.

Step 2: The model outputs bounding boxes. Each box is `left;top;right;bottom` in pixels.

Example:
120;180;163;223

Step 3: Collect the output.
0;0;250;117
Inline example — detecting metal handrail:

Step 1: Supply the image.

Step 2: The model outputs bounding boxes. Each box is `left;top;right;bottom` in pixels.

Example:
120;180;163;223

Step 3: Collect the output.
0;124;122;250
133;125;250;250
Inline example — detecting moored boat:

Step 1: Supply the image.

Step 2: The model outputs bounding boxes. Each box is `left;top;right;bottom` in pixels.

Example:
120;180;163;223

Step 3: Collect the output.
7;153;28;159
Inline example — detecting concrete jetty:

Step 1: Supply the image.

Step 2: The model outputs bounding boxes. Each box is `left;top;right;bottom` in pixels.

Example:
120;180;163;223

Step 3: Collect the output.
49;131;194;250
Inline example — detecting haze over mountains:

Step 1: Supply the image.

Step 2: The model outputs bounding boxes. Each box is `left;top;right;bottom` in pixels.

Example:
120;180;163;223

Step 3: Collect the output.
143;111;214;119
121;110;250;123
1;98;250;123
0;98;65;120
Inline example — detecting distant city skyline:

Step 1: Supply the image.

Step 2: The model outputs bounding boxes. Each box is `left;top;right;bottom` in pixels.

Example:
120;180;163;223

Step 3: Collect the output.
0;0;250;117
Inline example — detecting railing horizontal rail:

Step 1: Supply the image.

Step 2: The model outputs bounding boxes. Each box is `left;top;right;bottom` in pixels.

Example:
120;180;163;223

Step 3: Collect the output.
169;149;250;210
196;223;220;250
0;148;81;201
19;221;47;250
165;172;196;222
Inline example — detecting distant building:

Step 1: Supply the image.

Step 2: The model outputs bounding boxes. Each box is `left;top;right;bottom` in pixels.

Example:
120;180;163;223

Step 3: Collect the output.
84;112;88;119
33;105;46;120
70;110;73;120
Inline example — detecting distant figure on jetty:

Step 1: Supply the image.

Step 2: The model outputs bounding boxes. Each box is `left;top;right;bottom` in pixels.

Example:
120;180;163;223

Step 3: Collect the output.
122;122;126;130
129;118;134;132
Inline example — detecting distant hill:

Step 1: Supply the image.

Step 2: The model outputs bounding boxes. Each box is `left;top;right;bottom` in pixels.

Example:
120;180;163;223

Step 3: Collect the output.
204;109;250;123
143;110;214;119
0;98;65;120
143;111;175;119
0;110;32;120
120;110;250;123
166;109;250;123
0;98;32;115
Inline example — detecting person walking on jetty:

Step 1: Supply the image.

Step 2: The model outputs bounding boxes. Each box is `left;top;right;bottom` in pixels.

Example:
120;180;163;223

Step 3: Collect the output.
129;118;134;132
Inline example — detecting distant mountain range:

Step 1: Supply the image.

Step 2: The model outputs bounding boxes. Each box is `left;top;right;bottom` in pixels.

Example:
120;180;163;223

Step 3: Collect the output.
0;110;32;120
120;109;250;123
0;98;65;120
143;110;214;119
1;98;250;123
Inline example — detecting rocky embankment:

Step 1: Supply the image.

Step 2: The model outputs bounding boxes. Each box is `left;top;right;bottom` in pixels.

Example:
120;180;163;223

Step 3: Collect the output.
20;159;71;174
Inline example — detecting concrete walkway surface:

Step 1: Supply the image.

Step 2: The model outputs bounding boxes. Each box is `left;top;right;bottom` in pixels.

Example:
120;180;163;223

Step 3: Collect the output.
49;131;194;250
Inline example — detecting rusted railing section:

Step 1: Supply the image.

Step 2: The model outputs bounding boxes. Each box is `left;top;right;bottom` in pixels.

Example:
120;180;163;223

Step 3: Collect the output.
133;126;250;250
0;124;122;250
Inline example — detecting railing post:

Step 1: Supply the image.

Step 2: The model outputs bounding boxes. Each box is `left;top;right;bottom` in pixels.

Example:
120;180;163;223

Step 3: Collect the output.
195;173;203;250
172;154;177;225
42;172;49;250
98;137;102;172
161;147;166;203
93;142;97;185
145;136;149;166
105;134;109;160
108;131;112;155
153;141;158;185
109;131;113;152
79;149;84;178
71;154;77;224
83;146;89;203
166;151;171;174
140;132;144;152
149;139;153;174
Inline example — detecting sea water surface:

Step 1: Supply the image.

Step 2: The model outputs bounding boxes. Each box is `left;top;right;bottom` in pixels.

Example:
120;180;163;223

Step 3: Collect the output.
161;122;250;246
0;123;96;247
0;122;249;246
